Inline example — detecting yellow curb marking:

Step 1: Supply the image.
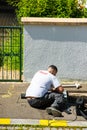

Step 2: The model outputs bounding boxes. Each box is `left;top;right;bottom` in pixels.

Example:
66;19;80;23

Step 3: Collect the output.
40;120;67;126
0;118;11;124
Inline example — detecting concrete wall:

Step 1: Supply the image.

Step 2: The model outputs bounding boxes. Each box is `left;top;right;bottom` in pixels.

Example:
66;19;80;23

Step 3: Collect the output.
21;18;87;82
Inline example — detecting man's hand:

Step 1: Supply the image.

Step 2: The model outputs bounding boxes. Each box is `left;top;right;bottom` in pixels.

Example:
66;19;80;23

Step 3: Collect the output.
52;86;64;93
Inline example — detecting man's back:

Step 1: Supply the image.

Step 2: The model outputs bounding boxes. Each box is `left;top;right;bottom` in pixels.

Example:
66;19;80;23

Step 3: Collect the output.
26;70;60;97
26;70;53;97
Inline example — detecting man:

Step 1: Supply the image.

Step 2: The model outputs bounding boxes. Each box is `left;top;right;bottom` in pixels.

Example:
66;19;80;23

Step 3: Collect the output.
26;65;64;117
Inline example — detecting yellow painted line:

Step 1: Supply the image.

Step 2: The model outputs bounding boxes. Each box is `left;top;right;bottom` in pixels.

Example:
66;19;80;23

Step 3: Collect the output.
0;118;11;125
39;120;68;126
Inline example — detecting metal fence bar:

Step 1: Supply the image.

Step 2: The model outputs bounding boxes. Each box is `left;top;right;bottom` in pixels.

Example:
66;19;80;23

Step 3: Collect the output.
19;27;23;81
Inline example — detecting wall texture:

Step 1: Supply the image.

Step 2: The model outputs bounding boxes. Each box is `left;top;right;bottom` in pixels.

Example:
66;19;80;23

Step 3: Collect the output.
21;18;87;82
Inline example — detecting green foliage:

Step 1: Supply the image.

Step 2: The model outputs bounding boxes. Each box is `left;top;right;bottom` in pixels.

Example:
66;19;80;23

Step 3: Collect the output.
6;0;19;6
6;0;87;20
83;8;87;17
16;0;48;19
70;0;84;18
3;29;21;70
0;28;22;70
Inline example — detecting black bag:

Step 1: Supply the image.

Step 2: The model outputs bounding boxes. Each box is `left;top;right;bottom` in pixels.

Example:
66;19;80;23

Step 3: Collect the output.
76;97;87;119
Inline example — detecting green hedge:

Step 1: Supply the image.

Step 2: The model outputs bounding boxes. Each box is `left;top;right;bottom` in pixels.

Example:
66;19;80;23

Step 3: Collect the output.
6;0;87;22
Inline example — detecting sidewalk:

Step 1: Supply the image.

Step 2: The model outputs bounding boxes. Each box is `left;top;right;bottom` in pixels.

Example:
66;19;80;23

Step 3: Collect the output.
0;82;87;125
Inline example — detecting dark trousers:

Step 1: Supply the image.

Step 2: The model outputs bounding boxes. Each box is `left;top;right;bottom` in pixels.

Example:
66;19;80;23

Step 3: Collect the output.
27;92;65;111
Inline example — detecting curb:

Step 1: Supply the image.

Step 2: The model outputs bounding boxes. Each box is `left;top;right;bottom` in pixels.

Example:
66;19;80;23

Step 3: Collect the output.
0;118;87;127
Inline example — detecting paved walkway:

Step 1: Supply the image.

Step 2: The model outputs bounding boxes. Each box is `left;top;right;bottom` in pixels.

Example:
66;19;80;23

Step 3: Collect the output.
0;82;87;126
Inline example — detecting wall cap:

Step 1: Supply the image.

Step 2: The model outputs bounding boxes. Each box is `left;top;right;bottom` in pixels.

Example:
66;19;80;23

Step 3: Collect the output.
21;17;87;26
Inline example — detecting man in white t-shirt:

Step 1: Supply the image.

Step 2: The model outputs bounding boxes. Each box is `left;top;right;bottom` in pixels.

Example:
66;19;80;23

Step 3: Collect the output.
26;65;64;117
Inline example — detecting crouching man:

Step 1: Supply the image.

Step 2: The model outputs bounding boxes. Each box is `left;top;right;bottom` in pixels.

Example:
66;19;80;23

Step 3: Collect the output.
26;65;65;117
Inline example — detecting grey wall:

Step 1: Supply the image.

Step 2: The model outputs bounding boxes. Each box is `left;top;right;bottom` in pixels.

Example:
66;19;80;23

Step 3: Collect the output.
24;25;87;81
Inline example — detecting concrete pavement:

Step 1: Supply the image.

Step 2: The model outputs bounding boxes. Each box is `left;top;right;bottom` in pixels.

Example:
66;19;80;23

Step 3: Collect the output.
0;82;87;126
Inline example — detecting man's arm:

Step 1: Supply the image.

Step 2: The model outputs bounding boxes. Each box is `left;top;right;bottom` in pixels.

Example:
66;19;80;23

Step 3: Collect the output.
51;85;64;93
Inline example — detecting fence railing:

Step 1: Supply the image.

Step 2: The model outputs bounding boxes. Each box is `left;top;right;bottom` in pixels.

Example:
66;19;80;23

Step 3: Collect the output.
0;26;23;82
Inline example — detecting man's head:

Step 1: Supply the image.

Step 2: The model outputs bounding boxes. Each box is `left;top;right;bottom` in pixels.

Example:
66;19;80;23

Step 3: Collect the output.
48;65;58;76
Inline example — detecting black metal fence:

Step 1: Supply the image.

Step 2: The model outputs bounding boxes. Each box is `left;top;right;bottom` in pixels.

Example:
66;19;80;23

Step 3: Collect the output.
0;26;23;82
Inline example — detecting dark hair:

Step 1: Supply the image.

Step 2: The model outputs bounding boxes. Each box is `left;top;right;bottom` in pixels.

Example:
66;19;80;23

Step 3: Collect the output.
48;65;58;72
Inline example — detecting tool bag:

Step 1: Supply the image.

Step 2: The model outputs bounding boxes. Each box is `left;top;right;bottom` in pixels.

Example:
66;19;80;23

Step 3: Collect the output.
76;96;87;119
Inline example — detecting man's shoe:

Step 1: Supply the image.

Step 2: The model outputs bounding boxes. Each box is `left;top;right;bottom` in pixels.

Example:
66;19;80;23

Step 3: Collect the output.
46;107;62;117
46;107;52;115
51;107;62;117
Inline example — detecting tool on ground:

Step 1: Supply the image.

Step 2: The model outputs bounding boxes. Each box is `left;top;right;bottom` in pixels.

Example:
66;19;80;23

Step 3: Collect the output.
76;96;87;120
21;93;26;99
62;83;81;89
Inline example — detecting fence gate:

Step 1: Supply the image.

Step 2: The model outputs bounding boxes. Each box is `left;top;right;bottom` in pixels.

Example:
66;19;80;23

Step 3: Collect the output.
0;26;23;82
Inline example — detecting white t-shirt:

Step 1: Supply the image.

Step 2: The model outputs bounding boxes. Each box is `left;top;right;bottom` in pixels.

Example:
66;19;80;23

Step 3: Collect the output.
26;70;61;97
